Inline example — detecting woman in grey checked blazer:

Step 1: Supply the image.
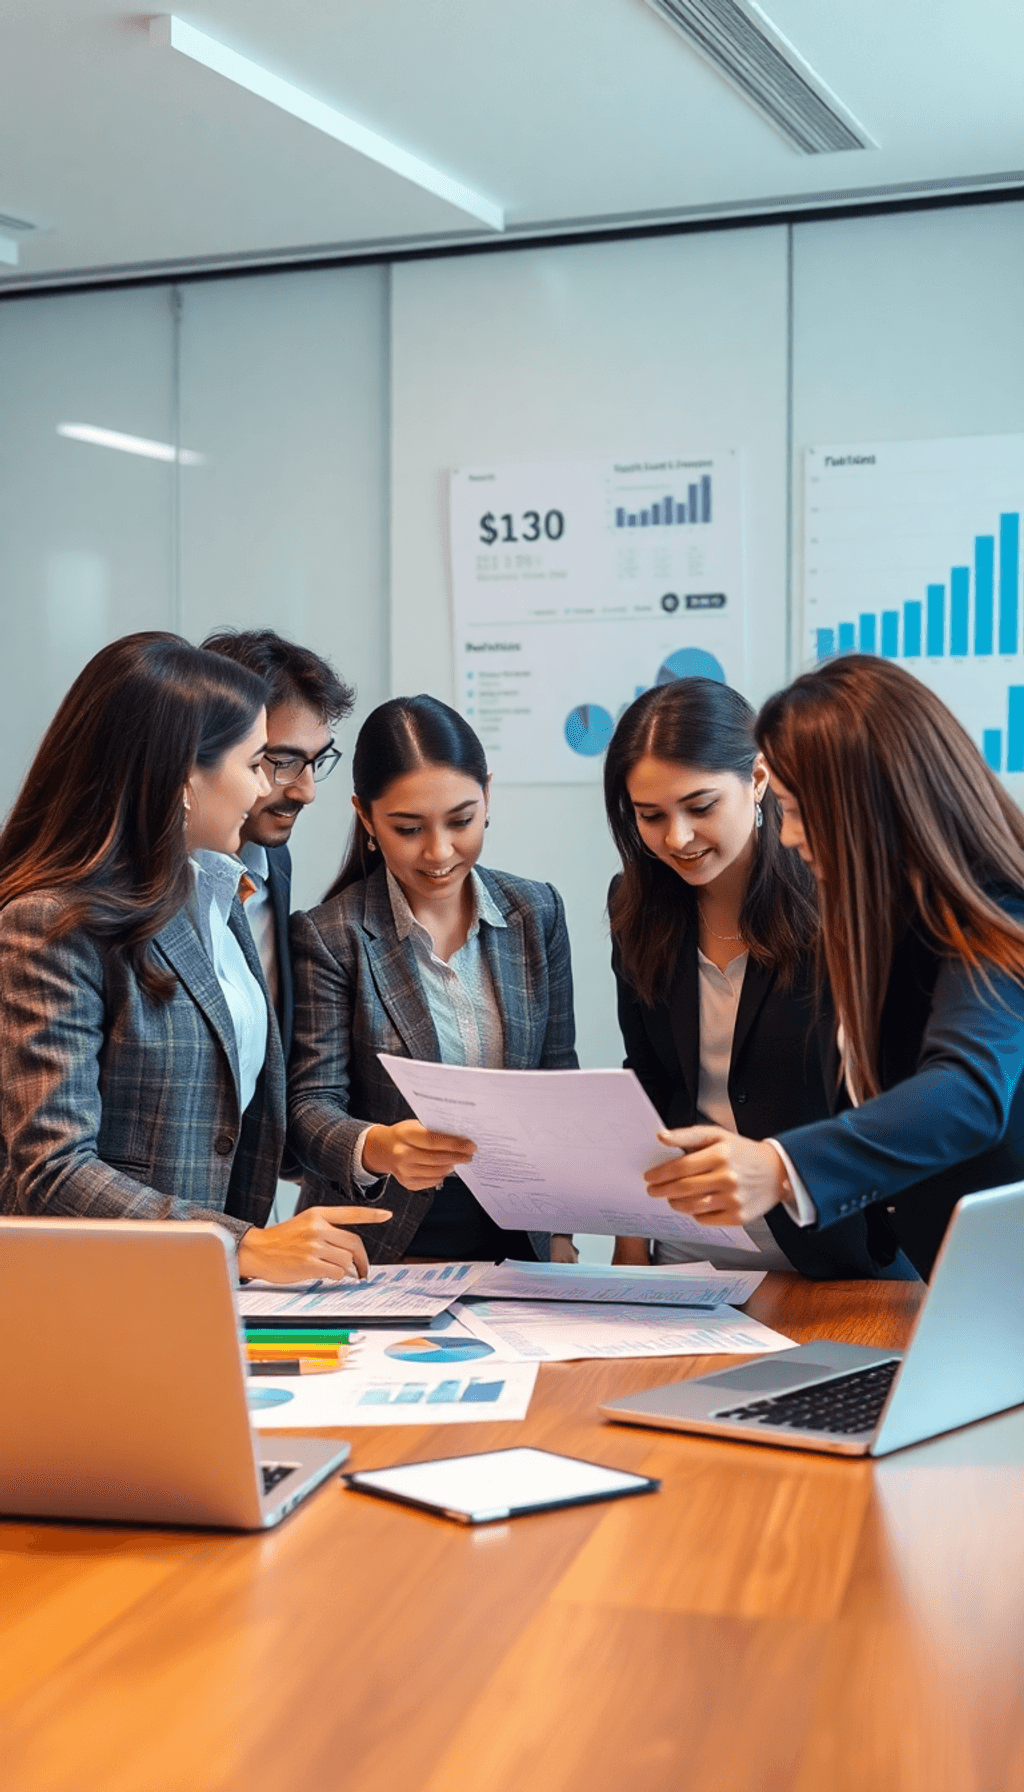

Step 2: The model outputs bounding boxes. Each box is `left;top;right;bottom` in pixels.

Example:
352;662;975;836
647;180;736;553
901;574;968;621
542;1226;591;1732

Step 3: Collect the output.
288;694;580;1263
0;634;388;1283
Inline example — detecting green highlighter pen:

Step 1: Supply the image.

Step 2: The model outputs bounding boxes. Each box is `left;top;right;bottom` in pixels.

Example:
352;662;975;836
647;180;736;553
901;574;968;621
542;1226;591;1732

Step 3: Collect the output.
244;1328;359;1345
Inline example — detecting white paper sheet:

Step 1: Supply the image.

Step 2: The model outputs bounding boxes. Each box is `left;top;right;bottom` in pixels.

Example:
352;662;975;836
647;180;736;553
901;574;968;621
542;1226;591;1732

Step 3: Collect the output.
378;1057;759;1252
471;1260;765;1308
238;1260;490;1323
453;1298;796;1363
249;1360;539;1430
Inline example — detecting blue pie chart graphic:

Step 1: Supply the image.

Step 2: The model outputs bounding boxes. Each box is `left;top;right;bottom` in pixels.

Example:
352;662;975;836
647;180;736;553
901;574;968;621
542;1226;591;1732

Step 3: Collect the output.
247;1385;295;1410
656;648;725;685
384;1336;494;1364
565;703;615;756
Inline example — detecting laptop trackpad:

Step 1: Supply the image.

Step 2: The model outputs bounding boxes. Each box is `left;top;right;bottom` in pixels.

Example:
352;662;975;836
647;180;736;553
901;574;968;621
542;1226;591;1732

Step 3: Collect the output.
701;1360;838;1393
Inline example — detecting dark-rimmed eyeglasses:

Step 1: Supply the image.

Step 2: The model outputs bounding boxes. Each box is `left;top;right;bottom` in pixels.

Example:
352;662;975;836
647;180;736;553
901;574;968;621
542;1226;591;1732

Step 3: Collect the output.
262;745;342;786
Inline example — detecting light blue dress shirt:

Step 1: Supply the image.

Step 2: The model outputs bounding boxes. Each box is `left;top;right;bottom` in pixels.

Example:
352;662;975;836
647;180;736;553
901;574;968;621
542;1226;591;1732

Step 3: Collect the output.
187;852;269;1113
352;867;506;1184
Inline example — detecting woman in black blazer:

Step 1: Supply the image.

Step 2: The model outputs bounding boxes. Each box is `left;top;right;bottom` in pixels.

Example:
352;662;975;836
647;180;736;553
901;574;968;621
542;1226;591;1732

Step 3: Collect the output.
606;676;914;1278
645;657;1024;1279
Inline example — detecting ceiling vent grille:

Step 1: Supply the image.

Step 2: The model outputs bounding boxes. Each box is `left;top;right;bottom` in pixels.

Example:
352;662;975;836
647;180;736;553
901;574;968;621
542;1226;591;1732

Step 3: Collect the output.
641;0;876;154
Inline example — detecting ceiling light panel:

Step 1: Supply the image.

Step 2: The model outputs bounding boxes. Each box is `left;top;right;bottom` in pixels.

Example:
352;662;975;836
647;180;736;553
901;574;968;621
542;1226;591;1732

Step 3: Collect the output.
641;0;877;154
57;423;205;465
151;15;504;231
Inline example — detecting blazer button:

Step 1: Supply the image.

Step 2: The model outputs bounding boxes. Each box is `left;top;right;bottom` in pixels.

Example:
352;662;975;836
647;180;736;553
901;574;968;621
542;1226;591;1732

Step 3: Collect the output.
735;1090;748;1104
214;1133;236;1157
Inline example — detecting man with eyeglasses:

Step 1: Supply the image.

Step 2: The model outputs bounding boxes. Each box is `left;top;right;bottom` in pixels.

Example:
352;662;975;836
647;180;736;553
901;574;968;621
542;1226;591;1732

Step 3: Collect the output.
202;629;354;1058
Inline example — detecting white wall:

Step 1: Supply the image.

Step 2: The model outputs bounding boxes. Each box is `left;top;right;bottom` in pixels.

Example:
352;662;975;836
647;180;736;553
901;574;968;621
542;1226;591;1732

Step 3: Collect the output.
0;286;177;814
390;228;791;1069
177;265;390;909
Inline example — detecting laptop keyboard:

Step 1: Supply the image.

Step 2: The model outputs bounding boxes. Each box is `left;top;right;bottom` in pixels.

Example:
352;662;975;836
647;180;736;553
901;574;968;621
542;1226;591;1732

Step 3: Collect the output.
712;1359;901;1435
261;1462;298;1495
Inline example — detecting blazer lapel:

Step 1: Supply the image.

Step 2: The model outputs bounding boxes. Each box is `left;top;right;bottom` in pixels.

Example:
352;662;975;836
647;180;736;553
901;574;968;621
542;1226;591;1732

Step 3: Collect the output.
153;908;242;1102
667;926;700;1118
730;954;776;1071
361;870;440;1062
480;901;531;1068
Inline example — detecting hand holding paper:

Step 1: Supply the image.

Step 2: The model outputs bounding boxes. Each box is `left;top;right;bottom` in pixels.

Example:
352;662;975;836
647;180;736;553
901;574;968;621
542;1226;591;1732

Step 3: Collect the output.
645;1126;787;1227
378;1056;760;1251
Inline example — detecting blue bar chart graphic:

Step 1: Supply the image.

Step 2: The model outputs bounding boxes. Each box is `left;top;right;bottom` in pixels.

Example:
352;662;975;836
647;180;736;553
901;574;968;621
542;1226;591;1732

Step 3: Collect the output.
805;437;1024;780
615;474;711;529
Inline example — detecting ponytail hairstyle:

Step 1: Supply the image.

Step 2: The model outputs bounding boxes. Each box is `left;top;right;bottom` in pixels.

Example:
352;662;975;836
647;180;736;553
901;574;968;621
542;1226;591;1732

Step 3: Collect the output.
755;654;1024;1100
326;695;489;899
0;632;267;1001
605;676;817;1005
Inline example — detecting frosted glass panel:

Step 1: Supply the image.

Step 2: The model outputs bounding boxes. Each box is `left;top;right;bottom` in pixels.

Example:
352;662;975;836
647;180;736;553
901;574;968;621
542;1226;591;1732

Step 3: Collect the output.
0;287;176;815
177;265;389;910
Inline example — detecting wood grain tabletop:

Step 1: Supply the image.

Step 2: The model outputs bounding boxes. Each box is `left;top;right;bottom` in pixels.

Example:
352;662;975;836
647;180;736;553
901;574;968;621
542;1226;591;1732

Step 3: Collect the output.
3;1272;1023;1792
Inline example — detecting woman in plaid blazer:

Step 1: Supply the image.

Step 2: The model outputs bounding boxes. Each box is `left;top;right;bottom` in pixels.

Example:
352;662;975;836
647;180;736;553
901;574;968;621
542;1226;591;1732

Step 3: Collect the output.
289;695;579;1263
0;634;388;1283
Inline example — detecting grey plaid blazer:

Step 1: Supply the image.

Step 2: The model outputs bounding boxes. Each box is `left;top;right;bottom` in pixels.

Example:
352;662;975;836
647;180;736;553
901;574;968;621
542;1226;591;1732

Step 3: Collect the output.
0;891;285;1240
288;864;578;1261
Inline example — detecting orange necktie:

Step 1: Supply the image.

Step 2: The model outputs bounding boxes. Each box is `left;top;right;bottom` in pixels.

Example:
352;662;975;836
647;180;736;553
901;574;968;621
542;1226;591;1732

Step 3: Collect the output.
237;873;258;904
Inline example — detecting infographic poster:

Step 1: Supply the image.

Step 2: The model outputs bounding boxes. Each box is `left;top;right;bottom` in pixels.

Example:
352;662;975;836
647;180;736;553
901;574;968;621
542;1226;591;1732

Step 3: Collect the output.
803;435;1024;786
449;452;746;783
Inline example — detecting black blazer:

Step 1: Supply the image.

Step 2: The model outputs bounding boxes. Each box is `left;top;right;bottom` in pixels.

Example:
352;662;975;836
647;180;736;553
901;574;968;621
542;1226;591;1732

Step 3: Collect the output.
615;922;913;1280
265;844;294;1060
780;889;1024;1279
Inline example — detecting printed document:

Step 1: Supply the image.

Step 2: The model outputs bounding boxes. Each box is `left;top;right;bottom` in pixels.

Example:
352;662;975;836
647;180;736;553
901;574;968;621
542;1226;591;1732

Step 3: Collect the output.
248;1360;539;1430
238;1260;489;1324
454;1299;795;1364
471;1259;765;1308
379;1056;759;1251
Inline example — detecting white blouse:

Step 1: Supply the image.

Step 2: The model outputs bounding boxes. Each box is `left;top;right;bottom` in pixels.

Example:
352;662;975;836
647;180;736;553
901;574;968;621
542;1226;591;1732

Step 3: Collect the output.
187;853;268;1113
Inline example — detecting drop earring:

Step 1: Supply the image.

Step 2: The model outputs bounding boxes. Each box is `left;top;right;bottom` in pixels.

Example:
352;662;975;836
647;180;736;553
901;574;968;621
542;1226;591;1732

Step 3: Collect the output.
755;801;763;830
366;835;377;852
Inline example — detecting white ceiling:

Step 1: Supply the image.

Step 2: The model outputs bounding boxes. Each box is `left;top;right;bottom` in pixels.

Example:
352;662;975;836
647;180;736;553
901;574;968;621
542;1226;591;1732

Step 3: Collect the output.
2;0;1023;288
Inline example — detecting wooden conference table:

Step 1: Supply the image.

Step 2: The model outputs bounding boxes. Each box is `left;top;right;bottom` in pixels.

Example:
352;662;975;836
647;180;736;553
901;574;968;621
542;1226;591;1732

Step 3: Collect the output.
3;1274;1024;1792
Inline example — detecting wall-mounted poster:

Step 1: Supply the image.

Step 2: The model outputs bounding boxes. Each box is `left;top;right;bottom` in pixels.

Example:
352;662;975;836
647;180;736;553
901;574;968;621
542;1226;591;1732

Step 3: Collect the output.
448;451;746;783
804;435;1024;785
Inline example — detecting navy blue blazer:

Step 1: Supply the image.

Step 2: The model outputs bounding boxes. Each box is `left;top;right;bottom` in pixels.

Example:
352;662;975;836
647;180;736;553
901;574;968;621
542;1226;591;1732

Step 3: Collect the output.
779;889;1024;1278
615;918;913;1279
265;844;294;1060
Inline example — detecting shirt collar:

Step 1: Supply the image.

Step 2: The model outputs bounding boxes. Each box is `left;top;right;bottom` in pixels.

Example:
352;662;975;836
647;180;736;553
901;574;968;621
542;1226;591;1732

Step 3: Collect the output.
190;850;248;917
386;866;506;946
238;839;269;885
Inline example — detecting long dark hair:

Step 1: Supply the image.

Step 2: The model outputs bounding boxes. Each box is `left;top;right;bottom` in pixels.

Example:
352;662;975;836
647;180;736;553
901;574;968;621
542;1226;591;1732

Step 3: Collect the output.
0;632;267;1000
326;694;489;899
605;677;817;1004
756;655;1024;1100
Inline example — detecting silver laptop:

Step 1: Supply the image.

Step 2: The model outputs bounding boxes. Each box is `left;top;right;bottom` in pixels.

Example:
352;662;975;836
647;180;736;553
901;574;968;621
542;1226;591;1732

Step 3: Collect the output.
601;1181;1024;1457
0;1218;350;1528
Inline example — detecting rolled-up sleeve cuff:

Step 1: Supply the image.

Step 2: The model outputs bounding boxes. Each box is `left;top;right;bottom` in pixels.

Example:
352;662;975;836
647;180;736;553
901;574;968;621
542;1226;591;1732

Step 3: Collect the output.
767;1141;817;1227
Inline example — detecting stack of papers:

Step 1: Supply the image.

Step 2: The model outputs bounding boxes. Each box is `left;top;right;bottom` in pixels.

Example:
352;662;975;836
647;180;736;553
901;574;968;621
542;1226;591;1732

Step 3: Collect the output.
454;1298;795;1363
472;1260;765;1308
238;1261;489;1326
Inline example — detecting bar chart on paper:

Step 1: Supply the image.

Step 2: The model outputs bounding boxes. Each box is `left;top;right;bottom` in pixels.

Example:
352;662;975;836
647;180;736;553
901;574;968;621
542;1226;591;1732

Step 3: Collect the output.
804;436;1024;777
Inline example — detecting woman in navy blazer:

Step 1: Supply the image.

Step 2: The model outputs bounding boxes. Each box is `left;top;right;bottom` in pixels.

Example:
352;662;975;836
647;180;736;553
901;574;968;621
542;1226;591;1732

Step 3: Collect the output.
289;695;579;1263
606;677;912;1278
645;657;1024;1278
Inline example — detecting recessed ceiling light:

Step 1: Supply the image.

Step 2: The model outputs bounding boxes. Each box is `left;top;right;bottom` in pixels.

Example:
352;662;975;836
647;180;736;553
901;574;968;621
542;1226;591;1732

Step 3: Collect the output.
151;15;504;232
57;423;206;466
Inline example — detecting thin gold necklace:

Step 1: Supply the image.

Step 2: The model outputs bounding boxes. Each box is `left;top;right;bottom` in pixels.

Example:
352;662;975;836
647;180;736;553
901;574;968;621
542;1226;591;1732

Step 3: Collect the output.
699;906;743;942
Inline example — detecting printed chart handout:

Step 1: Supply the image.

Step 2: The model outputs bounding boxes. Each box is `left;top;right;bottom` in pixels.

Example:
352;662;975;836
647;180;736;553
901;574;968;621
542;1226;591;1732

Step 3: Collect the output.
248;1361;539;1430
238;1261;490;1325
472;1260;765;1308
449;451;746;783
454;1300;795;1364
379;1055;760;1251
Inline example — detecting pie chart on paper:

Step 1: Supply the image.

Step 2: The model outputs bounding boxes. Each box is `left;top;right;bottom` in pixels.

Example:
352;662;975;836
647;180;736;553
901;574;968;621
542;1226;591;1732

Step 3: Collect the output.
565;704;615;756
384;1336;494;1364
